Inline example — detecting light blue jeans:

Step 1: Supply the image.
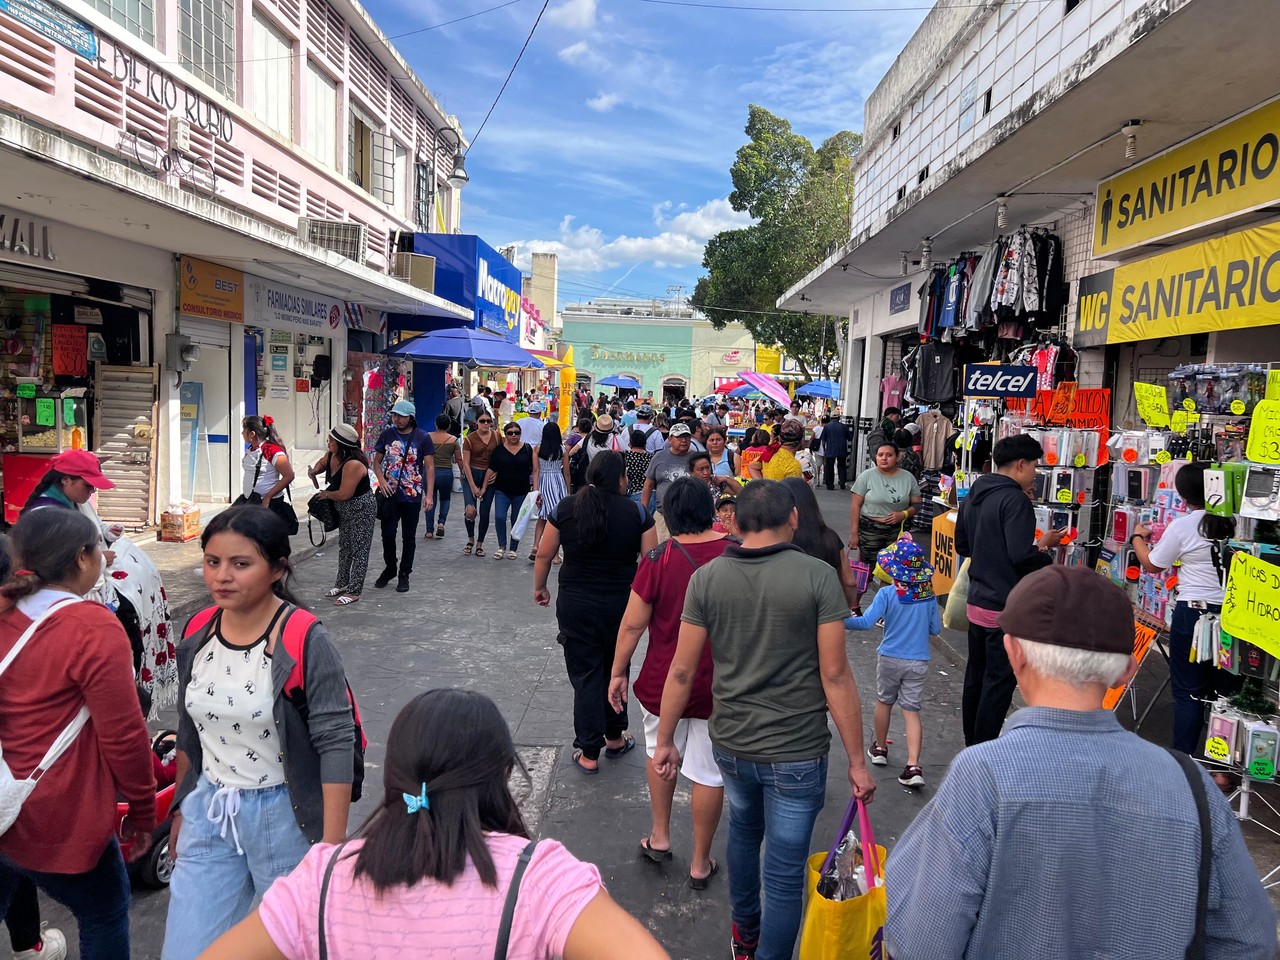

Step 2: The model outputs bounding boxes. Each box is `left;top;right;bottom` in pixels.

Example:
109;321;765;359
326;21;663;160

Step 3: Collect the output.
714;748;828;960
493;490;524;551
161;775;312;960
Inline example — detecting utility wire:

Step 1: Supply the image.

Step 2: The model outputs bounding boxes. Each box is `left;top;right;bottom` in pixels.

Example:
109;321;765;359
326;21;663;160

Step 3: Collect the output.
466;0;551;153
636;0;1049;10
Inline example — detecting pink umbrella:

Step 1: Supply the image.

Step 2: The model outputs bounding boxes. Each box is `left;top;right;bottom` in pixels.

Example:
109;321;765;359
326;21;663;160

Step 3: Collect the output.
738;370;791;408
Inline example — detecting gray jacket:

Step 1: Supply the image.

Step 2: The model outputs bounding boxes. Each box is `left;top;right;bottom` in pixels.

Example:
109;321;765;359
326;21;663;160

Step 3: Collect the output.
174;607;355;842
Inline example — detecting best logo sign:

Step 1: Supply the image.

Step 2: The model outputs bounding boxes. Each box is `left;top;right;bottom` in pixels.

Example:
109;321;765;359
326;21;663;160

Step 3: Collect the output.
961;364;1038;398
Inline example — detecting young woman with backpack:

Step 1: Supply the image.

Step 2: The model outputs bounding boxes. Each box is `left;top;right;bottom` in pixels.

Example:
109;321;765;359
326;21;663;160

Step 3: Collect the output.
0;508;156;960
162;507;356;960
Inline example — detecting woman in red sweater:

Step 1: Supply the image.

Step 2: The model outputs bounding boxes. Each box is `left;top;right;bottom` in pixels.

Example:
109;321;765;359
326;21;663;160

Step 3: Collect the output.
0;508;157;960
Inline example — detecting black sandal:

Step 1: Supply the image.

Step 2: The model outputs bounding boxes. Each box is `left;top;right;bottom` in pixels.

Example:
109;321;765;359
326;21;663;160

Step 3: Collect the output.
571;749;599;775
639;837;673;863
689;858;719;890
604;733;636;759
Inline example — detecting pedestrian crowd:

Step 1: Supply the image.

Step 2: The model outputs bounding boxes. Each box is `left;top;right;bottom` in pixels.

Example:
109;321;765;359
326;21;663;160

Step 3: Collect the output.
0;392;1274;960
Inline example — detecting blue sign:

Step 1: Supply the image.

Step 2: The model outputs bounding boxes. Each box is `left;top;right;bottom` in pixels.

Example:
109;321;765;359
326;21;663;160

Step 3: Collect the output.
406;234;521;343
0;0;96;59
889;282;912;315
961;364;1038;398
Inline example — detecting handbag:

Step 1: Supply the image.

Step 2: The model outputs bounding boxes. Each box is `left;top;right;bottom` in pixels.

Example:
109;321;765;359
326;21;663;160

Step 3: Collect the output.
0;598;86;836
943;556;971;631
236;448;300;535
799;797;886;960
308;496;341;533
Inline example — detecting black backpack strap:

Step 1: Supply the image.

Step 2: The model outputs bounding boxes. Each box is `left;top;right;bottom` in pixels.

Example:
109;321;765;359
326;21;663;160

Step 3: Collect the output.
493;840;539;960
1167;750;1211;960
317;841;350;960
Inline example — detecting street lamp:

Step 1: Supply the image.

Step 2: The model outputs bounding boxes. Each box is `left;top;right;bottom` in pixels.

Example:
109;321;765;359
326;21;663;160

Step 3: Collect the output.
438;126;469;189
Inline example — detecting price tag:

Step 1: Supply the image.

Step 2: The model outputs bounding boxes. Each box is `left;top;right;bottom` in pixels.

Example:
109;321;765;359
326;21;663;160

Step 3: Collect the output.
954;471;965;483
1073;453;1087;467
1076;491;1087;505
1056;488;1072;503
63;398;76;424
1230;399;1246;415
1205;737;1231;762
1121;448;1138;463
1044;452;1059;466
1244;398;1280;465
1171;410;1188;434
35;398;55;426
16;383;35;398
1249;756;1276;781
1155;450;1172;465
1268;369;1280;401
1134;382;1170;427
1182;398;1197;412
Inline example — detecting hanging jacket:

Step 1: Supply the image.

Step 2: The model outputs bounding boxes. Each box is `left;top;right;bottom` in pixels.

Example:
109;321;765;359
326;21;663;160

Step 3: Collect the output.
966;244;1001;330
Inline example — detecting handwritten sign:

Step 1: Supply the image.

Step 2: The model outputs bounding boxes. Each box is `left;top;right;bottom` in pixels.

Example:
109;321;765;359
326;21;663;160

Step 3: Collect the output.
1134;382;1170;426
1268;370;1280;401
1222;552;1280;657
1182;398;1197;412
1048;381;1078;424
51;324;88;377
1006;388;1111;465
1205;737;1231;762
1171;410;1188;433
16;383;35;399
63;398;76;423
35;398;55;426
1104;619;1159;710
1244;399;1280;465
1231;399;1246;415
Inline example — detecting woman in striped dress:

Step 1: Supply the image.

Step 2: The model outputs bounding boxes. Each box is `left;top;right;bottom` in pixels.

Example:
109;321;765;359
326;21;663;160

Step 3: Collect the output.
532;422;570;563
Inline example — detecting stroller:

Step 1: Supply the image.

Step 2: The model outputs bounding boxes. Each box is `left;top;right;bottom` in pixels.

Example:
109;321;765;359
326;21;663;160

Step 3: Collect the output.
118;730;178;888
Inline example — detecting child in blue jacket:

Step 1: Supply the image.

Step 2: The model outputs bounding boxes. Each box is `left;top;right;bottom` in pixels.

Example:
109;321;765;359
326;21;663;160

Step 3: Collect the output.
846;538;941;788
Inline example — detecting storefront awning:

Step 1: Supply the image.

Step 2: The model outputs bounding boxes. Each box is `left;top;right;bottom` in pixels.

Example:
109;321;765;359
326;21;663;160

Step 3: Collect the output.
528;349;568;369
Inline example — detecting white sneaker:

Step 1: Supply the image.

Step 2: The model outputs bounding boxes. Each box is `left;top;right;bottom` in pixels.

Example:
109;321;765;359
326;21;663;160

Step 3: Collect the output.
15;928;68;960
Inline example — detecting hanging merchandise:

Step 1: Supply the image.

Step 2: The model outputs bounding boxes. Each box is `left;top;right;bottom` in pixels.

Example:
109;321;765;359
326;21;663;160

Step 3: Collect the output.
917;408;951;472
908;341;958;404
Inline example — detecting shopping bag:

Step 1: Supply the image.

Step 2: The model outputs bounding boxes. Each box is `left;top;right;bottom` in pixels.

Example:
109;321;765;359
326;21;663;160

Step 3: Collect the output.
849;558;871;594
872;526;908;584
509;491;540;542
799;797;887;960
943;557;970;631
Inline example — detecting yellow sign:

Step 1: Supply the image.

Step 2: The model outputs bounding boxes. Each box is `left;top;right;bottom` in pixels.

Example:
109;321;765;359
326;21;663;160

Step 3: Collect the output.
1094;98;1280;256
179;256;244;323
1133;382;1170;426
1205;737;1231;762
1171;410;1188;433
1245;398;1280;464
1268;369;1280;400
558;345;576;434
755;345;782;376
1222;552;1280;657
1075;221;1280;347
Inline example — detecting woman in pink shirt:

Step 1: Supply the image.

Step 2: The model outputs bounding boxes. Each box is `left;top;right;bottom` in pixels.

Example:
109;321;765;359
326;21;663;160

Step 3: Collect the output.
199;689;668;960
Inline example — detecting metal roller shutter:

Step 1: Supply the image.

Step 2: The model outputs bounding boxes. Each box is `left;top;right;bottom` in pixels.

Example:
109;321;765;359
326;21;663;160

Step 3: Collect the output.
179;316;235;347
94;364;159;526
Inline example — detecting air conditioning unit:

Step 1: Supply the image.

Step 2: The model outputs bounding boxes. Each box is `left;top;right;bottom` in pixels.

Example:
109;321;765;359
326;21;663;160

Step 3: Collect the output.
298;218;367;262
392;253;436;293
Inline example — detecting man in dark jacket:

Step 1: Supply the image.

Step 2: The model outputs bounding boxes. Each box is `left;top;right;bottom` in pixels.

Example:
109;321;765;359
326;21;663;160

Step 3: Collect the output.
955;434;1062;745
820;417;850;489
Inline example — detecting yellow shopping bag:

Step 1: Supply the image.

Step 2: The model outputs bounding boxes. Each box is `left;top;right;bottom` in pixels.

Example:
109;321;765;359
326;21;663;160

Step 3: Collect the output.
871;525;908;584
799;798;887;960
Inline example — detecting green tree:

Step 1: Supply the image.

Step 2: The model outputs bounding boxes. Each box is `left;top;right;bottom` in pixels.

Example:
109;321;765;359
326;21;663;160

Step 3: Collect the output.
693;106;861;379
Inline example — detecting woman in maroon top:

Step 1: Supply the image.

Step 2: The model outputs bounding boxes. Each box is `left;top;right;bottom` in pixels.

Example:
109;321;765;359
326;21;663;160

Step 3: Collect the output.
608;476;729;889
0;508;156;960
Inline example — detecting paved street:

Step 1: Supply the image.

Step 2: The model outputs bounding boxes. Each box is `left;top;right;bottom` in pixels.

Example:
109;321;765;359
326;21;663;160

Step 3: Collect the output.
35;489;1280;957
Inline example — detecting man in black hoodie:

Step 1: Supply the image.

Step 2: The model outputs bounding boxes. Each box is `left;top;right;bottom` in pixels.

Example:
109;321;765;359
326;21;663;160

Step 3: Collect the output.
955;434;1063;744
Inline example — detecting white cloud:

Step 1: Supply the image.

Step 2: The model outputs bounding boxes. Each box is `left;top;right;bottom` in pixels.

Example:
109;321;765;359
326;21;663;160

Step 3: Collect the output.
585;92;620;112
558;40;591;63
508;197;753;273
546;0;596;30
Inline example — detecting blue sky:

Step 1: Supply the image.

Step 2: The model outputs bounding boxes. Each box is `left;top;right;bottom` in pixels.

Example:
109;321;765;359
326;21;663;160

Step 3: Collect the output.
366;0;930;307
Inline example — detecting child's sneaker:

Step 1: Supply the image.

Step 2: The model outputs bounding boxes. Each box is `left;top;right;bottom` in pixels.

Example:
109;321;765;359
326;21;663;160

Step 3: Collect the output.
867;741;888;766
899;764;925;787
731;923;758;960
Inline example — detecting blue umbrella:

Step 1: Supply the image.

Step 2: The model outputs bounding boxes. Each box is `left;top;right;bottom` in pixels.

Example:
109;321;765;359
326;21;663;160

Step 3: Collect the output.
795;379;841;400
728;384;764;399
598;374;641;390
387;327;544;369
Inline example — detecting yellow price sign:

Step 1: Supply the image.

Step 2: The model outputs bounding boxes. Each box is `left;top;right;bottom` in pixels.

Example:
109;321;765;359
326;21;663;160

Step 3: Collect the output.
1269;369;1280;401
1182;398;1197;412
1154;450;1172;464
1133;382;1170;427
1056;488;1072;503
1231;399;1247;415
1245;398;1280;465
1171;410;1188;433
1205;736;1231;762
1073;454;1087;467
1222;552;1280;657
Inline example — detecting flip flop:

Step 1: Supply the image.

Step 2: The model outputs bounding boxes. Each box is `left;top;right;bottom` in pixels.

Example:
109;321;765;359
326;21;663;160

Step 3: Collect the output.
639;837;673;863
333;594;360;606
323;587;346;598
604;733;636;759
475;545;486;557
571;750;598;775
689;858;719;890
463;541;474;555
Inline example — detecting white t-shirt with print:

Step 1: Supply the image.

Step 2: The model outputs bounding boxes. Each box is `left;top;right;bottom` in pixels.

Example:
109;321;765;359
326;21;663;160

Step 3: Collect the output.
188;633;284;789
1148;510;1225;605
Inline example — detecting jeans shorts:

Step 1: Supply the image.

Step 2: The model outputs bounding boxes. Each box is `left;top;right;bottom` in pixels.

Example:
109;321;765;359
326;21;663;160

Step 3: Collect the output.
877;654;929;712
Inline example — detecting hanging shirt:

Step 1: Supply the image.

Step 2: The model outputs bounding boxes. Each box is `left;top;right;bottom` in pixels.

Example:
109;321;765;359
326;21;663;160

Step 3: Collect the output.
880;376;907;412
938;264;962;329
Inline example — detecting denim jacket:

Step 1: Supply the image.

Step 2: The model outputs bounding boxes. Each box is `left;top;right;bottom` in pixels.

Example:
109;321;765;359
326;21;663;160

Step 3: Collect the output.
174;608;355;842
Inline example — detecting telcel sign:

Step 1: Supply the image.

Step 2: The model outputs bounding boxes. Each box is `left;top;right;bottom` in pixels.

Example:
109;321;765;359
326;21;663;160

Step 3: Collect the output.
961;364;1038;398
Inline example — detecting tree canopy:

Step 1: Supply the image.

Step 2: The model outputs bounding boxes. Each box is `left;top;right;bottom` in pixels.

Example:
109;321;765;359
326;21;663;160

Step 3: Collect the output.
692;105;861;379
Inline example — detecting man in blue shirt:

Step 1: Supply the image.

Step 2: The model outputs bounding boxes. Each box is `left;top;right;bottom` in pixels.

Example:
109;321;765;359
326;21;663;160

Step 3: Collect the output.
886;566;1275;960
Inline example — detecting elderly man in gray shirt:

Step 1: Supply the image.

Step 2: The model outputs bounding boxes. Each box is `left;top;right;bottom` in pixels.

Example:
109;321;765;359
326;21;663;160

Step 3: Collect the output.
886;566;1275;960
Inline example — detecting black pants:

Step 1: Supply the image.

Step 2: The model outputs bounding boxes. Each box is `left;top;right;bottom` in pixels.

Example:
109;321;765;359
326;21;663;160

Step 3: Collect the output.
380;497;421;577
558;586;630;760
3;876;40;951
962;622;1017;745
823;454;847;489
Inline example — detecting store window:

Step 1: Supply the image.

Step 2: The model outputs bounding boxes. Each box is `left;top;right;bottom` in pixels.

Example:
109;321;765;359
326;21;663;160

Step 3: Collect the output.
179;0;236;98
303;61;337;167
347;106;394;205
413;161;432;229
251;11;294;139
392;142;409;215
86;0;154;43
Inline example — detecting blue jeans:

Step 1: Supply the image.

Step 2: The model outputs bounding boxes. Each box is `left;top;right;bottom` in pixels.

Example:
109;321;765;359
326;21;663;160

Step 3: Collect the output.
1169;601;1242;753
493;490;524;551
461;466;495;544
0;839;131;960
161;776;312;960
424;467;454;528
714;748;827;960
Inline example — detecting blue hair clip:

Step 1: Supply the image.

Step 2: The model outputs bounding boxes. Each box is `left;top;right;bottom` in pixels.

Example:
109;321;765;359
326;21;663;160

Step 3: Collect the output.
403;783;429;814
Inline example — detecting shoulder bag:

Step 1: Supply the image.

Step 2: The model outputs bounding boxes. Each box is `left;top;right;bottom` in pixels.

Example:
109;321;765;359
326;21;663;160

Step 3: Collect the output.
235;447;300;534
0;598;86;836
1168;750;1211;960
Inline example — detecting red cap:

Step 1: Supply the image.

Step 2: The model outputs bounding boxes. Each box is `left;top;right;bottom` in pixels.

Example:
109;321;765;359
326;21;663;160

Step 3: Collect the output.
51;450;115;490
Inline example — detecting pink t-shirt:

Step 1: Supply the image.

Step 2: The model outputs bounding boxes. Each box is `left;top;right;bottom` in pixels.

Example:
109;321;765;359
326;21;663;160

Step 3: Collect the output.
259;835;602;960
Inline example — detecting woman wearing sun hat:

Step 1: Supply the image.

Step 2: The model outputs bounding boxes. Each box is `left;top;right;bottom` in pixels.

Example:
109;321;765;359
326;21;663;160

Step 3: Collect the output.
844;537;942;788
308;423;376;606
